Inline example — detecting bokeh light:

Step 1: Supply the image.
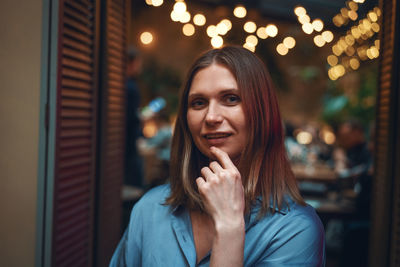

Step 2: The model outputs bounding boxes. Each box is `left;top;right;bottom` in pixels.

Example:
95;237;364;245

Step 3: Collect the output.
193;14;206;26
140;32;153;45
182;23;195;36
234;5;247;18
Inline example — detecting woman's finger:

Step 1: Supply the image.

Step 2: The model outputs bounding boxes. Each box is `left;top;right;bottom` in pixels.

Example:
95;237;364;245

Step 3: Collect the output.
200;166;216;181
209;161;224;173
196;176;206;187
210;146;237;170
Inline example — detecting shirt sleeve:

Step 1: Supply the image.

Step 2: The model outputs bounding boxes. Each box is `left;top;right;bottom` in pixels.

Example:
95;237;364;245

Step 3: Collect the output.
109;204;143;267
255;209;325;267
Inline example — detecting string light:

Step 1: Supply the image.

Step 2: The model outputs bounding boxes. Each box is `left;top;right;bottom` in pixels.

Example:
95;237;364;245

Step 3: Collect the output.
244;21;257;33
246;35;258;47
211;36;223;48
182;23;195;36
265;24;278;37
193;14;206;26
276;43;288;55
283;36;296;49
256;27;268;39
234;5;247;18
152;0;163;7
140;32;153;45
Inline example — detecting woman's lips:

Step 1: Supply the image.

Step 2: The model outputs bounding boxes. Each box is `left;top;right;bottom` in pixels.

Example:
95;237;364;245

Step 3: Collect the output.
203;133;232;145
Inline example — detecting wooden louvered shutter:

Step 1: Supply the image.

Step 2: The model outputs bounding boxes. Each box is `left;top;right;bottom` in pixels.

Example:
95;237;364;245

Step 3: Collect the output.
96;0;128;266
369;0;400;266
53;0;99;266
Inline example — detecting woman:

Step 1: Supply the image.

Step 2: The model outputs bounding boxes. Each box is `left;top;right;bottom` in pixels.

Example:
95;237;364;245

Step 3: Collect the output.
110;46;325;266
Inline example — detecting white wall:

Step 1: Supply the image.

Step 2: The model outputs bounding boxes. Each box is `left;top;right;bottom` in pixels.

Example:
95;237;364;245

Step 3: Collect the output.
0;0;42;266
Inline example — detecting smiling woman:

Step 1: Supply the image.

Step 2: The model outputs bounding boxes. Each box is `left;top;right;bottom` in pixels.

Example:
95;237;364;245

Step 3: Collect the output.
110;46;325;267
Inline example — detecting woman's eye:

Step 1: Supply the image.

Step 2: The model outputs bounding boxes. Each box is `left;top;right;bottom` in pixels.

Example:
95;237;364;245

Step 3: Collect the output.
190;99;206;109
224;94;241;105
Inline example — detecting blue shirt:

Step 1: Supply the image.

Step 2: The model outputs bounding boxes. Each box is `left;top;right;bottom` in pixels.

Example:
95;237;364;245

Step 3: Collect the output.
110;184;325;266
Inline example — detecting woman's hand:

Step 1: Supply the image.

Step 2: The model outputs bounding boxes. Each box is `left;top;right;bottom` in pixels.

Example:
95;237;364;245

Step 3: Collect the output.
196;146;245;228
196;146;245;267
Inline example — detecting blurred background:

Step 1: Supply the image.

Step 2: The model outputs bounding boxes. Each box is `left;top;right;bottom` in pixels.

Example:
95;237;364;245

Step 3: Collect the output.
1;0;399;266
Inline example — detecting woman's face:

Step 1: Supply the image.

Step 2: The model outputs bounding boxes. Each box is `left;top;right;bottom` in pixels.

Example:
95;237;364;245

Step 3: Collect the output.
186;64;248;162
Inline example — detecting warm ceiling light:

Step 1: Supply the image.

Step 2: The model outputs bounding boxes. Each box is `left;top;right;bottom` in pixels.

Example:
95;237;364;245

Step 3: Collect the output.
246;35;258;47
327;55;338;66
312;19;324;32
294;6;306;17
298;14;311;24
353;0;365;3
244;21;257;33
145;0;152;6
140;32;153;45
265;24;278;37
302;23;313;34
276;43;288;55
234;5;247;18
322;30;334;42
206;25;217;37
256;27;268;39
182;23;195;36
283;36;296;49
211;36;223;48
152;0;163;7
193;14;206;26
173;2;186;14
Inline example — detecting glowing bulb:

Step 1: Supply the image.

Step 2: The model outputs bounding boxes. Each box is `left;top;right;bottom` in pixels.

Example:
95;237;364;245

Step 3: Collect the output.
221;19;232;30
182;23;195;36
211;36;223;48
348;10;358;21
302;23;313;34
266;24;278;37
243;43;255;52
207;25;217;37
368;11;378;22
234;5;247;18
313;35;326;47
350;58;360;70
298;14;311;24
283;36;296;49
322;30;334;42
294;6;306;16
180;11;191;23
217;22;229;35
246;35;258;47
276;43;288;55
140;31;153;45
173;2;186;14
152;0;163;7
296;131;312;145
170;10;180;22
244;21;257;33
145;0;152;6
256;27;268;39
193;14;206;26
327;55;338;66
312;19;324;31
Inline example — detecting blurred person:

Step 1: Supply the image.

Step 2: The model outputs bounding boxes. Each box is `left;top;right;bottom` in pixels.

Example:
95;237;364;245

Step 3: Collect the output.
140;110;173;188
125;46;144;188
111;46;325;266
333;119;373;267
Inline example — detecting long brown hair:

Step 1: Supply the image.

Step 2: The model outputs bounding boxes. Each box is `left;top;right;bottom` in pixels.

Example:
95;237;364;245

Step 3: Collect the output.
165;46;305;214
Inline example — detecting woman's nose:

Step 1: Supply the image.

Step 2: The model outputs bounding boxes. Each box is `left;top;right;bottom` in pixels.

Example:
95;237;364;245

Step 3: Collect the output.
205;102;223;125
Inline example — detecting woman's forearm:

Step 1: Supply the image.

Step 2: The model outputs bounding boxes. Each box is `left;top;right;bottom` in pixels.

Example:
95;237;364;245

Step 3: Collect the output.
210;218;245;267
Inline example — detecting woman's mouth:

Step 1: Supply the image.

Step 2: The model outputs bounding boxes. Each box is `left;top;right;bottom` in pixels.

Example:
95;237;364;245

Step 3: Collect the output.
204;133;232;139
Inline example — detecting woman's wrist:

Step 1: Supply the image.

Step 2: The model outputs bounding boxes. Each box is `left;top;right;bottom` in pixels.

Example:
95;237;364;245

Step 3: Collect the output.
214;217;245;236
